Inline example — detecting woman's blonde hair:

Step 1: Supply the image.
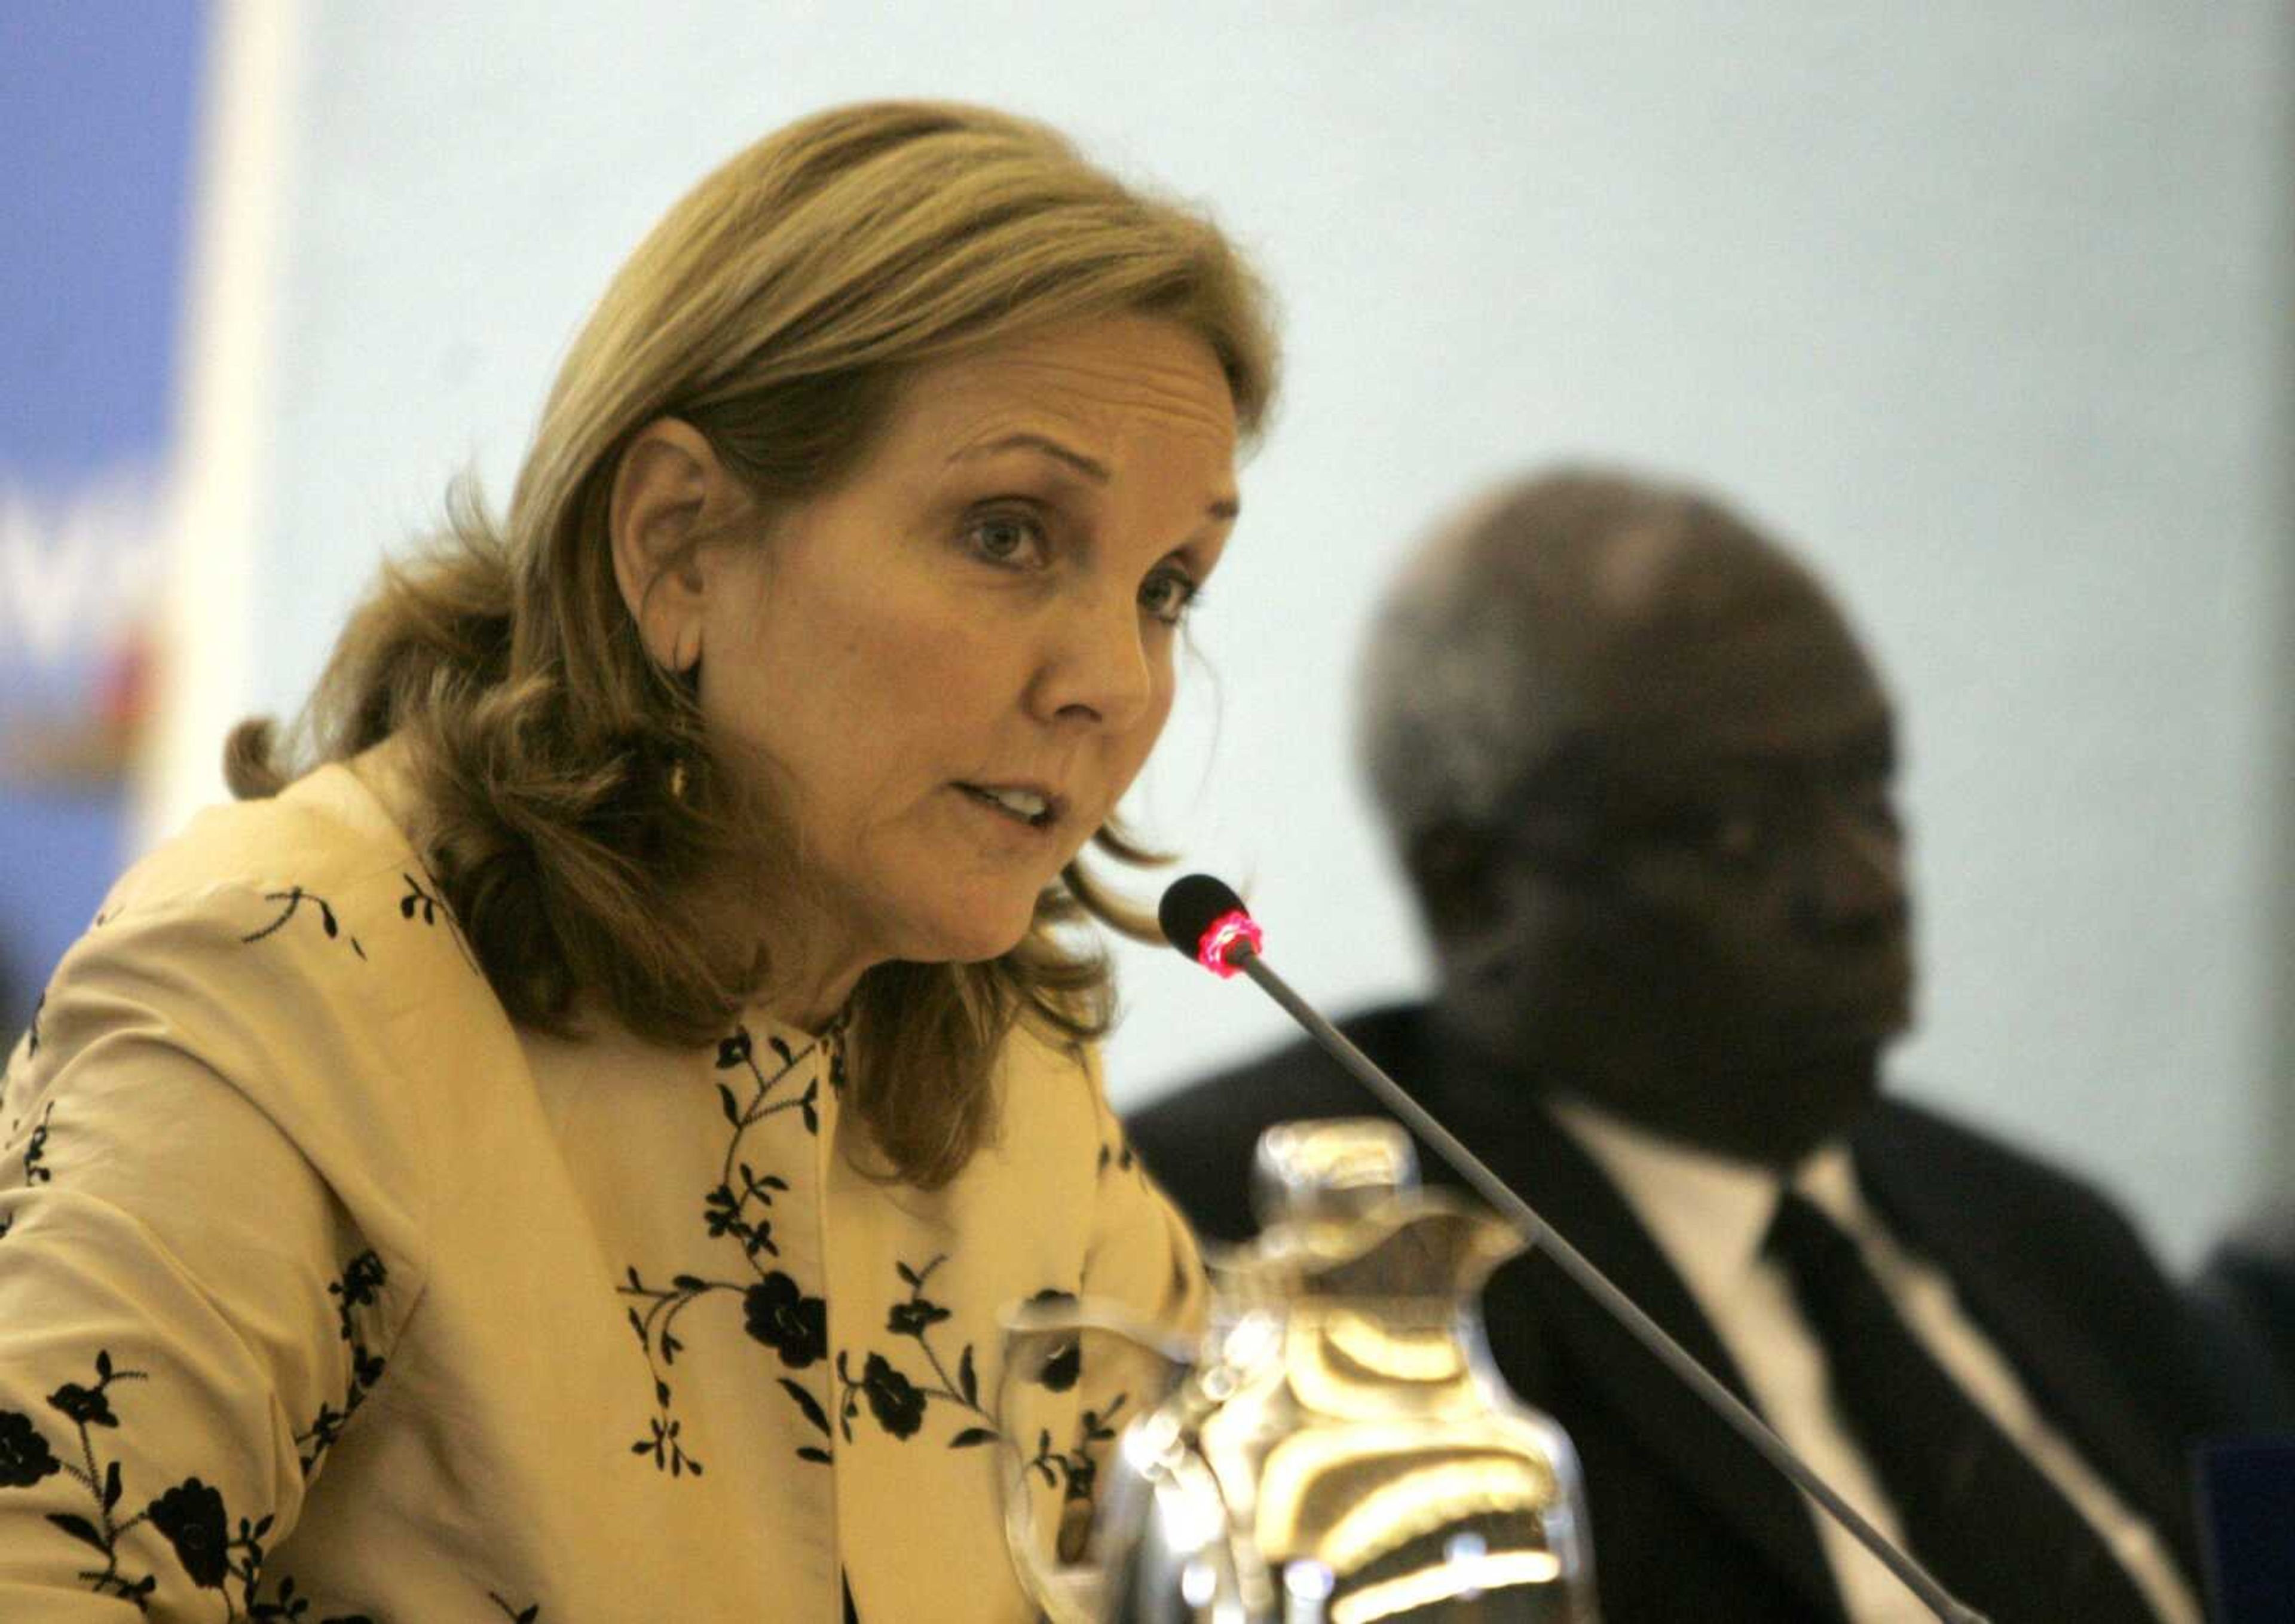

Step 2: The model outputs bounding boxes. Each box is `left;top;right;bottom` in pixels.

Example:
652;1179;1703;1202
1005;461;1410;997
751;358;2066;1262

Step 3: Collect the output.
229;100;1279;1186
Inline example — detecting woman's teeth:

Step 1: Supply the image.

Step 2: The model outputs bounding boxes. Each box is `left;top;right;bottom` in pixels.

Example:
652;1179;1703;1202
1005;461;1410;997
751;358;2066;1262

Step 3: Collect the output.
964;784;1051;825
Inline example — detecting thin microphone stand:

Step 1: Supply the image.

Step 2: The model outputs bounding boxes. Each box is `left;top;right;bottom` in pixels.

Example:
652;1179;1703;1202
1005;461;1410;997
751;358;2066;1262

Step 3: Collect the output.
1229;940;1991;1624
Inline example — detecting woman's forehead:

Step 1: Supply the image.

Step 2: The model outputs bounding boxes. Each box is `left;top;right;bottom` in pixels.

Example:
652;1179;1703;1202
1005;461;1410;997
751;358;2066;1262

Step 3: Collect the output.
891;318;1239;464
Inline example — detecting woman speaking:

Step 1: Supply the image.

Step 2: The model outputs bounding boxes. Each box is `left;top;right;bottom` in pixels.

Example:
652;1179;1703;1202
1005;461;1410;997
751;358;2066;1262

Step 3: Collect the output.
0;101;1275;1620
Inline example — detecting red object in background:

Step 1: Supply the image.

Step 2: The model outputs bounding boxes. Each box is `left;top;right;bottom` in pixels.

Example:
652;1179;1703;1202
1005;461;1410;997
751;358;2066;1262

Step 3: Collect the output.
97;626;155;738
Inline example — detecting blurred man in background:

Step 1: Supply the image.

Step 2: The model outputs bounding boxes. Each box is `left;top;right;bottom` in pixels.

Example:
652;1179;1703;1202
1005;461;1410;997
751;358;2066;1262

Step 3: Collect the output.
1129;469;2233;1623
2195;1207;2295;1422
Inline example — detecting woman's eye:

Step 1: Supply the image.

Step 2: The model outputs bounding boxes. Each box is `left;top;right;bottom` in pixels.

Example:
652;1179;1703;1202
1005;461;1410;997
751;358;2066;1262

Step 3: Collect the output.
1139;568;1199;626
965;512;1045;568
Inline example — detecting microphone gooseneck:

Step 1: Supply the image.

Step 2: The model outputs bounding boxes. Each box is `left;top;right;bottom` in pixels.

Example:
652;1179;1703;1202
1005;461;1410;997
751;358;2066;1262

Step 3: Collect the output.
1154;874;1991;1624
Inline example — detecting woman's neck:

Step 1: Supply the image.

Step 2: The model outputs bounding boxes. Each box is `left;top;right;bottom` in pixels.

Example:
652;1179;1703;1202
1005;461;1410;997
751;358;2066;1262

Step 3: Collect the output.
691;867;873;1035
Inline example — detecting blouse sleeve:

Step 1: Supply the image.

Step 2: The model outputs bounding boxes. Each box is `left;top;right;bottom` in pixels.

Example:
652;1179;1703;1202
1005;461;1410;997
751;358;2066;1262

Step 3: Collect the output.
0;877;432;1620
1077;1048;1207;1343
1038;1050;1208;1561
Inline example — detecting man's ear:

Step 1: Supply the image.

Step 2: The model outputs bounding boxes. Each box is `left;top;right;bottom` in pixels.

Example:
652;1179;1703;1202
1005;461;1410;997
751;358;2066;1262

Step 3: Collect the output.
608;418;740;673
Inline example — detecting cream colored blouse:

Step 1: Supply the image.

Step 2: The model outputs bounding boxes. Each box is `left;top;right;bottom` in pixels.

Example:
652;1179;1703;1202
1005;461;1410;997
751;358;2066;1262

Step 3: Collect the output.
0;763;1203;1622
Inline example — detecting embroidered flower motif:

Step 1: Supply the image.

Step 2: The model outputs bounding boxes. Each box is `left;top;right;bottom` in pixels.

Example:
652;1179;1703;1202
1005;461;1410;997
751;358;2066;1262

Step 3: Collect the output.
886;1298;951;1338
336;1249;388;1311
240;887;366;959
23;1102;54;1184
1024;1289;1083;1392
242;1569;380;1622
399;872;442;924
47;1378;118;1429
1063;1451;1098;1506
860;1354;926;1439
146;1477;231;1588
27;1351;156;1605
299;1251;392;1476
0;1409;60;1487
836;1256;1002;1449
743;1273;828;1369
623;1024;834;1473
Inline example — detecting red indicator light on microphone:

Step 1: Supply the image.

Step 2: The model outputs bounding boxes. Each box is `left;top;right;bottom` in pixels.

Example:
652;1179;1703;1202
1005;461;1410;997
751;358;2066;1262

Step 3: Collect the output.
1197;909;1263;978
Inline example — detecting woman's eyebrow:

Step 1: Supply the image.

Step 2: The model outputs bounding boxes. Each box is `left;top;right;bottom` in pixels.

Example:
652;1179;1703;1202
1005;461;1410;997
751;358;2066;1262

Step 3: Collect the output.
951;432;1240;522
950;432;1109;483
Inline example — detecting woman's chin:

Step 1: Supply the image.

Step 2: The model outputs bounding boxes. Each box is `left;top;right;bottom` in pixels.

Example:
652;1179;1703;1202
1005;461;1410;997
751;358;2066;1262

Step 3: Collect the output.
909;894;1044;968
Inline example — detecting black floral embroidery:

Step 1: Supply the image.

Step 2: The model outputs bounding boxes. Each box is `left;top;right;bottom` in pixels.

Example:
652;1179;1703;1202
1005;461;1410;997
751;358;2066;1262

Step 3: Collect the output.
5;1348;404;1618
779;1378;835;1467
490;1593;541;1622
241;1568;377;1621
743;1273;828;1368
396;867;479;974
146;1477;230;1588
887;1297;951;1338
396;873;442;926
825;1258;1129;1538
1021;1289;1083;1393
24;1100;54;1184
1022;1397;1131;1537
332;1250;388;1325
620;1023;837;1474
141;1477;299;1616
857;1354;926;1439
24;1348;160;1609
240;888;366;961
0;1408;61;1487
629;1409;700;1478
702;1166;788;1259
23;990;41;1057
832;1255;999;1451
49;1369;122;1429
295;1250;390;1477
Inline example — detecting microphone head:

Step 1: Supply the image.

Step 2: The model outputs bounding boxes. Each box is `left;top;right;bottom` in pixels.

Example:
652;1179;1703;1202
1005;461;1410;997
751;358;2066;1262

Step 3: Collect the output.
1158;873;1262;978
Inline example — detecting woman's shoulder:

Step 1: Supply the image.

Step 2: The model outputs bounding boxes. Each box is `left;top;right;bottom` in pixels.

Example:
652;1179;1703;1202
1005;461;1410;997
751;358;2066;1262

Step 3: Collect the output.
102;762;421;923
78;760;493;1008
12;763;520;1254
27;760;508;1115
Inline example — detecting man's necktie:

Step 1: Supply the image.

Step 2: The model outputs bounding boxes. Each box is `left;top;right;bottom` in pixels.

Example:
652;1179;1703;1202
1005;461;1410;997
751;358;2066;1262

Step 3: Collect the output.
1765;1189;2159;1623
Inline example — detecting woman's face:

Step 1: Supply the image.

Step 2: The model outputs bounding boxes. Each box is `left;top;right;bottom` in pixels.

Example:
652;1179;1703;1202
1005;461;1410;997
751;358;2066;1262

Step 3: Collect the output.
694;315;1241;998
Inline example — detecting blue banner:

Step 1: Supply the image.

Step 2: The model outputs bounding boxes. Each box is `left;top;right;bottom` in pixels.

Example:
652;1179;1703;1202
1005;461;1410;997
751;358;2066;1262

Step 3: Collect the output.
0;1;209;1035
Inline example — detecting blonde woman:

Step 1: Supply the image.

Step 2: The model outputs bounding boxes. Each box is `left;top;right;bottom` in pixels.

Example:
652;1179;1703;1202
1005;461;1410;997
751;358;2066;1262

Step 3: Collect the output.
0;101;1275;1621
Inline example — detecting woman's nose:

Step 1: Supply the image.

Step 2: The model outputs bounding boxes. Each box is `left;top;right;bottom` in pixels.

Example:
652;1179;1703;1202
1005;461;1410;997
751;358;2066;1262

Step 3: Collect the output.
1029;589;1156;732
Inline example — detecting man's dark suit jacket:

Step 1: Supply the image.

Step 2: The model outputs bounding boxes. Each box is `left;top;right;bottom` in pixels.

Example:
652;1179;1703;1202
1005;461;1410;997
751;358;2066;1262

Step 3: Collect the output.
1124;1004;2230;1623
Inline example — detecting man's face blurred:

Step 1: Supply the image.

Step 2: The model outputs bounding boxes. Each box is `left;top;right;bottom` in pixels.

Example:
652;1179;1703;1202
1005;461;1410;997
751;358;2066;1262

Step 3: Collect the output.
1454;562;1914;1166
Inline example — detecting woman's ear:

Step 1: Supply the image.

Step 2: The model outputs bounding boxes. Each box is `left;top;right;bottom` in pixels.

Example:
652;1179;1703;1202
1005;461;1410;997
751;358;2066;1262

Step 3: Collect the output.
609;418;736;674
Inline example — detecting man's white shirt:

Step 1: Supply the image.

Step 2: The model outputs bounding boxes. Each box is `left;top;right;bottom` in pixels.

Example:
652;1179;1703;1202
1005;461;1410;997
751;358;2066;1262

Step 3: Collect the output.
1546;1094;2198;1624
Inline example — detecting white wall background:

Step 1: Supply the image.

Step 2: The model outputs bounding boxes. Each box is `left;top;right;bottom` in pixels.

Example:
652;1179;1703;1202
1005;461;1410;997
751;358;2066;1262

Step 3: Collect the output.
167;0;2293;1267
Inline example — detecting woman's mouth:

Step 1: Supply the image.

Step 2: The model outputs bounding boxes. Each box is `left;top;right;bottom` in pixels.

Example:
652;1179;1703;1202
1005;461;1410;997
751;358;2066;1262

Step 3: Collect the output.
956;782;1059;830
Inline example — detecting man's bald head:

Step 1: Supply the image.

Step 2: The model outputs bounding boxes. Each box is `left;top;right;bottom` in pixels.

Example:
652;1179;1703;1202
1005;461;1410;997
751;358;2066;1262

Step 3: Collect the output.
1361;469;1873;849
1357;467;1912;1166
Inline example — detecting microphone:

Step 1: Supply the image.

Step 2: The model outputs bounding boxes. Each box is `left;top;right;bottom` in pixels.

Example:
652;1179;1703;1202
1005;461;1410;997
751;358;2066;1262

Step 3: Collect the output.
1157;874;1990;1624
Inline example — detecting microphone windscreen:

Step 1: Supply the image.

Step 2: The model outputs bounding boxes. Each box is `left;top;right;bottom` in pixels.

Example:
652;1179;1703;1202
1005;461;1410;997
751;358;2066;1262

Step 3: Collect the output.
1158;873;1250;959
